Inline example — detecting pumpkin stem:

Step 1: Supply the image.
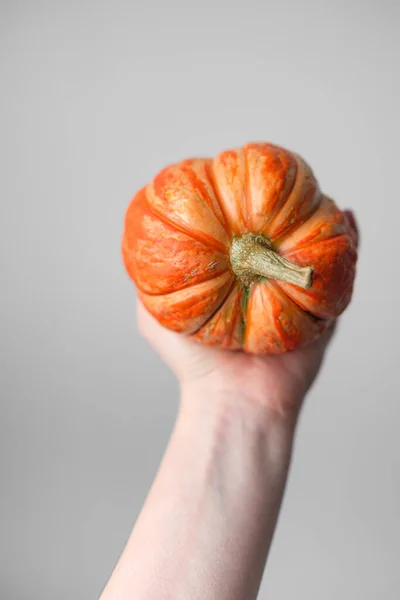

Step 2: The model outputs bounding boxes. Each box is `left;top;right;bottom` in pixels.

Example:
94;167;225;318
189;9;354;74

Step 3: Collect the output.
230;233;313;289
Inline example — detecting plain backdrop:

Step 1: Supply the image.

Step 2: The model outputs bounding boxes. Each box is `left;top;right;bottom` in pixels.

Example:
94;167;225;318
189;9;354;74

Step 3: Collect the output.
1;1;399;598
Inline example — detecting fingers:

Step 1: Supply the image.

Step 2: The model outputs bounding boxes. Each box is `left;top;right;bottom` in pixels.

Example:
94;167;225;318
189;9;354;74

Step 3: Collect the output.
136;296;202;366
288;320;337;382
136;296;176;349
318;320;338;351
136;297;153;341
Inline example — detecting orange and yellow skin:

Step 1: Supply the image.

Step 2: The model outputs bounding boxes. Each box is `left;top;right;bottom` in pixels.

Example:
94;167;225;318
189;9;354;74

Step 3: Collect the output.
122;142;358;354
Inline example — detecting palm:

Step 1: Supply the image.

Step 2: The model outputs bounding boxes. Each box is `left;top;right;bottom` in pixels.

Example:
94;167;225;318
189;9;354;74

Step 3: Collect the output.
138;300;334;416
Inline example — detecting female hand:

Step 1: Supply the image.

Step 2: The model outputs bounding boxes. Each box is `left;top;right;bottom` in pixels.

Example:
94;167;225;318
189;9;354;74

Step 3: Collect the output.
138;298;336;425
101;300;337;600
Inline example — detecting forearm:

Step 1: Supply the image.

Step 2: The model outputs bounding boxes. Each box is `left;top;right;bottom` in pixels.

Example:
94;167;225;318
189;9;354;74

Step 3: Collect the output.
100;386;295;600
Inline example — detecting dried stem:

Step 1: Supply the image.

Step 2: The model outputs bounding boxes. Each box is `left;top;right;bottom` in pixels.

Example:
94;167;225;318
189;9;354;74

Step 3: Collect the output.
230;233;313;289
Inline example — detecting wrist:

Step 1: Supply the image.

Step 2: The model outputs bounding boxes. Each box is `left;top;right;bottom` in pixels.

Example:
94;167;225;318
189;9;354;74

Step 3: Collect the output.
179;378;297;454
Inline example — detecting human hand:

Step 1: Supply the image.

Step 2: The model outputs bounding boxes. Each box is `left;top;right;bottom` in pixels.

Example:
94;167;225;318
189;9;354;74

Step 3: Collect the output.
137;299;336;425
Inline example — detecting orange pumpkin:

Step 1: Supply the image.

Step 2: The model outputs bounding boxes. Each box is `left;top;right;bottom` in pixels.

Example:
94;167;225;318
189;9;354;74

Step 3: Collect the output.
122;142;358;353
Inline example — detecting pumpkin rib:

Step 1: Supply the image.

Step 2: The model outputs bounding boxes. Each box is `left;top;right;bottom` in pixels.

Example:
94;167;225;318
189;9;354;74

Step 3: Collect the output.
267;155;322;242
191;284;243;349
211;149;249;235
265;155;301;235
273;195;349;252
148;166;230;252
269;281;329;324
139;272;235;334
272;283;327;321
122;188;230;296
259;144;298;230
269;283;329;350
243;282;284;353
244;145;252;229
281;233;354;259
244;143;299;234
266;154;298;229
145;188;229;254
244;281;328;353
277;234;357;319
180;159;230;234
122;235;230;297
190;279;237;336
271;198;322;247
203;160;231;235
211;148;247;235
279;231;348;255
204;161;233;236
133;266;231;297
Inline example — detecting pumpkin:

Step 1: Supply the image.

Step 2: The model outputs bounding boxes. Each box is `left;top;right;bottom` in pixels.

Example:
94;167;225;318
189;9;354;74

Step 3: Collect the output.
122;142;358;353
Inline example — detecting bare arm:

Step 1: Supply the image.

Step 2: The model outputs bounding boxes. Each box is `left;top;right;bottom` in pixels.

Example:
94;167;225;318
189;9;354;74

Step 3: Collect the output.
100;302;335;600
100;387;294;600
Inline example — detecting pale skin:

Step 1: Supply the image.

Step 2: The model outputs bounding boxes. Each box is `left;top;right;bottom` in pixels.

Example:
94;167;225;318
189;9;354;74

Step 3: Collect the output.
99;300;336;600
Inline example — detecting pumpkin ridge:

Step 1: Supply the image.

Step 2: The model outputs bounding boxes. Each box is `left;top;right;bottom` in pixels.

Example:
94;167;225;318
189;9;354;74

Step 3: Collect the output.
272;198;322;247
281;233;354;259
266;155;301;238
243;145;252;228
123;241;230;297
190;279;237;336
214;150;248;232
276;234;357;319
279;231;349;254
263;146;298;228
191;285;243;349
270;281;329;323
243;282;284;352
244;281;328;353
145;187;228;254
267;155;322;242
133;266;231;297
270;284;315;350
203;161;231;235
244;143;299;233
139;272;234;334
182;160;230;234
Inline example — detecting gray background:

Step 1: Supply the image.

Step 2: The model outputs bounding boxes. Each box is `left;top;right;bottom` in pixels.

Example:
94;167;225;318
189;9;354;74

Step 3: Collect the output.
1;0;399;598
